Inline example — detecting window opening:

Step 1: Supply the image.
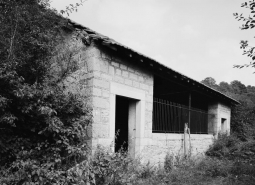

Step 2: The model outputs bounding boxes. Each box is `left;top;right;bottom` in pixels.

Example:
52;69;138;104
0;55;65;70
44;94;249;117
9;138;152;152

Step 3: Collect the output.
153;98;211;134
221;118;227;133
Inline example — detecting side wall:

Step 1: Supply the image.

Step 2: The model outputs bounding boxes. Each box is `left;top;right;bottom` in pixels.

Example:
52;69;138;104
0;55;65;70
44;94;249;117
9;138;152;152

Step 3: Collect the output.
81;43;154;153
208;102;231;137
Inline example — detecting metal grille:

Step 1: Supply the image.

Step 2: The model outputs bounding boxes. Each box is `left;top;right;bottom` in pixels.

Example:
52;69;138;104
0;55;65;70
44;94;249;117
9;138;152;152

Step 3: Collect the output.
153;98;213;134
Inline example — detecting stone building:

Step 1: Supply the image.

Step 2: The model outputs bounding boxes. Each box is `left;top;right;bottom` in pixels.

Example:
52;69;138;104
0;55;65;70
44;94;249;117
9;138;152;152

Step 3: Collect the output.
63;20;239;164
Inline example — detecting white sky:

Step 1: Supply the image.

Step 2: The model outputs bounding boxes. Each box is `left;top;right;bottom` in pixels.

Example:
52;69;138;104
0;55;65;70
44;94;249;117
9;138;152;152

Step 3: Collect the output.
51;0;254;86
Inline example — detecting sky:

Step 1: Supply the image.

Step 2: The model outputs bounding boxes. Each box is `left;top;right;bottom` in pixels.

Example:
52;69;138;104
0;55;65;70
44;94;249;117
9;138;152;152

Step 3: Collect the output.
51;0;255;86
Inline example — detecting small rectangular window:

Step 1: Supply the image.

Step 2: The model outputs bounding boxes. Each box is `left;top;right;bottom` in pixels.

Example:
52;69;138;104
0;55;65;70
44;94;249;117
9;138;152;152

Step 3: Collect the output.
221;118;227;133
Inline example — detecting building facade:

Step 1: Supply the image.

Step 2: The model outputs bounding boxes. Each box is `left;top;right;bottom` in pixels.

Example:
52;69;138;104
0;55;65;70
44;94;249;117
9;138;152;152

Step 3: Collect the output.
62;20;238;164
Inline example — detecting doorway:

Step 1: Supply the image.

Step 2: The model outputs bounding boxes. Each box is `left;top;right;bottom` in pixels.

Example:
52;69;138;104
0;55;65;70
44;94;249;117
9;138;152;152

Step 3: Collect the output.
115;95;137;154
221;118;227;133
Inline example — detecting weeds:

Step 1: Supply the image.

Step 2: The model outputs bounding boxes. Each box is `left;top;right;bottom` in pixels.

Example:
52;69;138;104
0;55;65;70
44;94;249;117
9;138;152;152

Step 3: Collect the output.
89;134;255;185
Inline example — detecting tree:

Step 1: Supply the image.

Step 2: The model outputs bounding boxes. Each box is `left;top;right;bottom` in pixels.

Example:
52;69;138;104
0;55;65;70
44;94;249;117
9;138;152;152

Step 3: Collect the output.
230;80;247;94
234;1;255;70
219;82;232;93
0;0;92;184
201;77;217;87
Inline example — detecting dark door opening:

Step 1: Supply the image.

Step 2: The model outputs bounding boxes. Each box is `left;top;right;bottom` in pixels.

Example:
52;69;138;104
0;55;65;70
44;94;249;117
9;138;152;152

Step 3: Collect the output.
115;95;129;152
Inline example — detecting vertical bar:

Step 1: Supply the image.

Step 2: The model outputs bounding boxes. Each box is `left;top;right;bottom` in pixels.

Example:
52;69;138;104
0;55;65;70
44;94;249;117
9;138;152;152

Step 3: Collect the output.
152;98;154;131
178;103;181;133
164;100;167;132
156;98;160;131
188;93;191;129
162;99;165;132
158;99;162;131
169;101;173;132
166;100;170;132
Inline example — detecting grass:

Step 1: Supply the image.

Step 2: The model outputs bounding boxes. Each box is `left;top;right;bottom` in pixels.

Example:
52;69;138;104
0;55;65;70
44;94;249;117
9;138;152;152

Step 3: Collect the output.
90;134;255;185
1;134;254;184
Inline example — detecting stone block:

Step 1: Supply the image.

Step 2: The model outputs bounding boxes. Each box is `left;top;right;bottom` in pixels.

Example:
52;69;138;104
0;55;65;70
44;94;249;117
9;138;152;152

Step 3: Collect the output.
146;102;153;111
129;73;138;80
114;76;124;83
146;94;153;103
101;110;110;123
109;66;115;76
138;76;144;82
133;81;140;88
92;88;102;96
93;97;109;108
101;73;112;81
87;57;101;71
93;124;109;138
125;79;132;86
102;90;110;98
145;76;153;85
111;61;119;68
145;111;152;123
128;67;135;73
93;78;110;89
145;121;152;130
93;71;101;78
149;86;153;95
144;130;152;138
116;68;122;76
140;83;149;91
120;64;127;70
100;63;109;73
93;109;101;123
122;71;129;78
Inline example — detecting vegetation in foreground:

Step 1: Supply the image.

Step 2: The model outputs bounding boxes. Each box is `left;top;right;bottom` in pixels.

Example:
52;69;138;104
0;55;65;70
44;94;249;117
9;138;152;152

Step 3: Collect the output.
1;133;255;184
86;134;255;185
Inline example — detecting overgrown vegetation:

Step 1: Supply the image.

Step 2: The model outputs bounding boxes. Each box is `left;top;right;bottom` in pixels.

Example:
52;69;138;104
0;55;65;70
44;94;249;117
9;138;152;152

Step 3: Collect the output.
74;136;254;185
0;0;92;184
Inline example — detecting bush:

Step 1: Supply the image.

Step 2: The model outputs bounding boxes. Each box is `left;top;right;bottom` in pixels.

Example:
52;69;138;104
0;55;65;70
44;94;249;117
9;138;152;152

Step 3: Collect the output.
91;146;139;185
206;133;240;158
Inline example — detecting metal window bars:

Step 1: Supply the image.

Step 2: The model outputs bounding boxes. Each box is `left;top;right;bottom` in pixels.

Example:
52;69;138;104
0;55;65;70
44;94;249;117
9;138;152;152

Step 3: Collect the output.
152;98;213;134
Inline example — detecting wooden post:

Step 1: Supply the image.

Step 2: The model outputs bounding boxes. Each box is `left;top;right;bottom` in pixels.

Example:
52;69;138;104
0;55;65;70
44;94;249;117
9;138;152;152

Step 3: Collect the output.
184;123;188;157
184;123;191;158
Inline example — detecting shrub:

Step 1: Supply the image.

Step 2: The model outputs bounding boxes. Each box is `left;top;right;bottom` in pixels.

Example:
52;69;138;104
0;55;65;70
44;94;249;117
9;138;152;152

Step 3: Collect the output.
164;152;174;172
91;146;139;185
206;133;240;158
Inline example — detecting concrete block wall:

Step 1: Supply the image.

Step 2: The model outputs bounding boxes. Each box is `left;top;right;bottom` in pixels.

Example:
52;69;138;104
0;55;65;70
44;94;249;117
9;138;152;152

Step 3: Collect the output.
141;133;214;165
218;103;231;135
81;43;154;151
208;102;231;137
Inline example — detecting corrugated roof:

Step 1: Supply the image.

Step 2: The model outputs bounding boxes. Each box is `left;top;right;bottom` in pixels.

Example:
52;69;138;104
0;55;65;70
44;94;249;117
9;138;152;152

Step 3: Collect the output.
67;19;240;105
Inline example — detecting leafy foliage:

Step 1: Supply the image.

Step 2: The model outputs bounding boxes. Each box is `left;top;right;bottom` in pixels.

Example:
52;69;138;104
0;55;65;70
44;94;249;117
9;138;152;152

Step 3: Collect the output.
0;0;92;184
233;1;255;70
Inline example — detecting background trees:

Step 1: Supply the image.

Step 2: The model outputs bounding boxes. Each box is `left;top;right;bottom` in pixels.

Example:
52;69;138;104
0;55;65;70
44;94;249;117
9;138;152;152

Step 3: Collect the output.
0;0;91;184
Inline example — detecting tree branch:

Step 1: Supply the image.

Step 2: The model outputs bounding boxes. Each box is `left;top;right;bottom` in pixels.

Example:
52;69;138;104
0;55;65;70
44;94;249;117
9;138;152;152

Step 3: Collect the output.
8;6;19;61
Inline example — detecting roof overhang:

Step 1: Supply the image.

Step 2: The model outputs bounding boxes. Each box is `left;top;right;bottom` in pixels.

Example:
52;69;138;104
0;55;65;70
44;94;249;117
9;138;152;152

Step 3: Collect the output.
66;19;240;105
